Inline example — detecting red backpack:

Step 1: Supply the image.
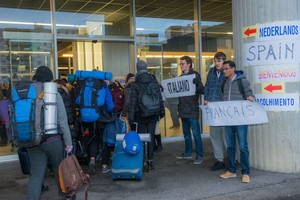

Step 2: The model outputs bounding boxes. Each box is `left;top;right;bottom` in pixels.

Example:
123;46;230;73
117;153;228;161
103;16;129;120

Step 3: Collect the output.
110;89;125;113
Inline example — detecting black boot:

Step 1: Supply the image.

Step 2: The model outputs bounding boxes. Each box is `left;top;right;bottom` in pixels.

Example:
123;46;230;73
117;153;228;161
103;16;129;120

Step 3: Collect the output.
147;160;155;172
154;134;163;153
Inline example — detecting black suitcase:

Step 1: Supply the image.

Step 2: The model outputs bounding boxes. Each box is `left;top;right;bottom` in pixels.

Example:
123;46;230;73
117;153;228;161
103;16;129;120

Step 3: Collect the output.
17;148;31;175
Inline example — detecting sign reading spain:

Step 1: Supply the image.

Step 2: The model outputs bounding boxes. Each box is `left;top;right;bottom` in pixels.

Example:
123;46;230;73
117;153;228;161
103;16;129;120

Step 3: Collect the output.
161;74;196;98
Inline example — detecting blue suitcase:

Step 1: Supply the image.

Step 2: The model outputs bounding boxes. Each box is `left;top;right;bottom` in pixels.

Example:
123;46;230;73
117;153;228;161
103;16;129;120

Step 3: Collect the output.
111;141;144;180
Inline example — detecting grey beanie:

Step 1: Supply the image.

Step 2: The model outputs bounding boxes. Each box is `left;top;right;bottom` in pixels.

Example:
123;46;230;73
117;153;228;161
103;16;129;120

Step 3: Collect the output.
136;60;147;73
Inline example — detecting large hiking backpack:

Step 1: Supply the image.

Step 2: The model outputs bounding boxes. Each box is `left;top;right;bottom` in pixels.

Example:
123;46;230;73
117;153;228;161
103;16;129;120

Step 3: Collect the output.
138;77;162;117
10;80;45;147
76;78;106;122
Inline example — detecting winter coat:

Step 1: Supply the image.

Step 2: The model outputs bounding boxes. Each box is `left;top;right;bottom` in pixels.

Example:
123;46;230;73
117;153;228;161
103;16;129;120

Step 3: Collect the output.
128;71;165;124
204;67;225;102
222;70;255;101
178;70;204;119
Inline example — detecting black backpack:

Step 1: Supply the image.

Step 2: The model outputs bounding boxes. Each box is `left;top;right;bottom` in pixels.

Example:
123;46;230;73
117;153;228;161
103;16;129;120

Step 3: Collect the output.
138;77;162;118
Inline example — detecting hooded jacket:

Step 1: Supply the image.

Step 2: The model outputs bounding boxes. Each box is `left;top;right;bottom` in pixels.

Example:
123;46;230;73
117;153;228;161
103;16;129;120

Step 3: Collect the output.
178;70;204;119
128;71;165;123
222;70;255;101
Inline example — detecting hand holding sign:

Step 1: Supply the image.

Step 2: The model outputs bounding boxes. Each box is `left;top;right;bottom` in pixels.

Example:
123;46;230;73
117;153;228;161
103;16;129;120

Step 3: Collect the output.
161;74;196;98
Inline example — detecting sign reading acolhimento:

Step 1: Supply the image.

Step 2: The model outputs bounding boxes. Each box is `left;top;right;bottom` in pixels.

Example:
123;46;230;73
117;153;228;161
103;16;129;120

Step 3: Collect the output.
161;74;196;98
200;101;269;126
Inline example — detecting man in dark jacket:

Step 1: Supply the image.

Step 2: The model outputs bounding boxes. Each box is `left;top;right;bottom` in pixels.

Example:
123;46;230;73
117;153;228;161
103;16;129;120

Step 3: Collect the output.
128;60;165;172
176;56;204;165
219;60;255;183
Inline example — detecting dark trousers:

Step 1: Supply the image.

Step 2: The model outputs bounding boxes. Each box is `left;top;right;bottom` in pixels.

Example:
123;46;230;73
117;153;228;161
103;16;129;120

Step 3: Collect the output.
138;121;156;160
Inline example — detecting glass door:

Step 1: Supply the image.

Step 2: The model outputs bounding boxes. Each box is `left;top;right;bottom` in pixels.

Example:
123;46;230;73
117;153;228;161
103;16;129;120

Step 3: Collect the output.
137;44;182;138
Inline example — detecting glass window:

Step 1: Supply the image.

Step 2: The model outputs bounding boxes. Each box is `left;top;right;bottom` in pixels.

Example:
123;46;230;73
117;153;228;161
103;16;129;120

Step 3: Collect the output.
55;0;131;38
0;1;53;86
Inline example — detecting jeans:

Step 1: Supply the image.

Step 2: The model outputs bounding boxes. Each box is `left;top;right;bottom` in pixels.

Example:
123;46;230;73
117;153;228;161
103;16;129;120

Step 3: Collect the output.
181;118;203;159
225;125;250;175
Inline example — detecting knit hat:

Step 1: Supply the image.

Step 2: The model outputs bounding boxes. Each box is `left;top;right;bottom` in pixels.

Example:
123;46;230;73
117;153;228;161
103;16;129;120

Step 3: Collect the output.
136;60;147;73
35;66;53;82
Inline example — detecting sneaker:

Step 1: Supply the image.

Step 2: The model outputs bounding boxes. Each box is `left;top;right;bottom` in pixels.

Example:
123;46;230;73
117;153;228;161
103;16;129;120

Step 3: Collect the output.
102;164;111;174
242;174;250;183
147;160;155;172
176;153;192;159
193;157;203;165
220;171;237;179
41;184;49;195
210;161;225;171
88;159;96;174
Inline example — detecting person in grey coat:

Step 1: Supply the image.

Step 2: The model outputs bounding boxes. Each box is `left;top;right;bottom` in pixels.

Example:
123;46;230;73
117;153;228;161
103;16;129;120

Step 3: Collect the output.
219;60;255;184
26;66;73;200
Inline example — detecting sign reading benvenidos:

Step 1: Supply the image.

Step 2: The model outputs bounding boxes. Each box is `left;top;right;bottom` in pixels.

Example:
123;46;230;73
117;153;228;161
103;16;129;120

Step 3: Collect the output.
161;74;195;98
243;20;300;111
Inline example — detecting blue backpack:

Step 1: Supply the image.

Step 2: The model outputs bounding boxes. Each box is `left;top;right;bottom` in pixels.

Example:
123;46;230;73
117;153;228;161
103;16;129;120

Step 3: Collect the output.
76;78;106;122
10;80;45;147
103;117;125;147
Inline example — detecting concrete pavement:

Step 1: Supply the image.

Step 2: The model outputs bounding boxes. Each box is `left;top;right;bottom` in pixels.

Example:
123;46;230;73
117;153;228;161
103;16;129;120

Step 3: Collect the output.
1;136;300;200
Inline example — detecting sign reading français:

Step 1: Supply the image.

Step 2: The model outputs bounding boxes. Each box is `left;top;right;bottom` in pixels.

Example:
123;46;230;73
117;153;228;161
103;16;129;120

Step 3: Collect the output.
255;93;299;111
200;101;269;126
161;74;196;98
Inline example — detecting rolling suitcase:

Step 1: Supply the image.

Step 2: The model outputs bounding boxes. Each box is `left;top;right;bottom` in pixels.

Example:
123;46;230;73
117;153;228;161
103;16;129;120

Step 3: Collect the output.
111;140;144;180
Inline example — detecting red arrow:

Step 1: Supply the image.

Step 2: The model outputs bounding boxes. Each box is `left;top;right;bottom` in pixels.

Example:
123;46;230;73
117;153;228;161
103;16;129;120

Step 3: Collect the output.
264;84;282;93
244;28;257;36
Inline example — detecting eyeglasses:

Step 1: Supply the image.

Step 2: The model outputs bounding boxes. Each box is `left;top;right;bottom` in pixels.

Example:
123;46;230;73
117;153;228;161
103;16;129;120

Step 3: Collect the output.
222;67;232;71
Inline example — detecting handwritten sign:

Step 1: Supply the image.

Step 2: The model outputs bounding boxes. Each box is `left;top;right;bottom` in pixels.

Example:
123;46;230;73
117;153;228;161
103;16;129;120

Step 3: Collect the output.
161;74;196;98
244;40;300;66
200;101;269;126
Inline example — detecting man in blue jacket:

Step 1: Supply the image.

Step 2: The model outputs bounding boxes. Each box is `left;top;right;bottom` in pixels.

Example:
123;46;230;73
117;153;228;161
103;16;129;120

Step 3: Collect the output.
219;60;255;183
176;56;204;165
204;52;227;171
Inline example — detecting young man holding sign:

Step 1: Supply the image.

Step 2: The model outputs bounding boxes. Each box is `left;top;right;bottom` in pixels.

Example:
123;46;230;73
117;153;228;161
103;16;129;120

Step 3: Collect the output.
176;56;204;165
204;52;227;171
220;60;255;183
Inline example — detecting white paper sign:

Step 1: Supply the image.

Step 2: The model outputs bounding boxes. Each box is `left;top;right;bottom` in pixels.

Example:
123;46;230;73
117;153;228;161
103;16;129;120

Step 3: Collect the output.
200;101;269;126
161;74;196;98
255;93;299;111
244;40;300;66
254;65;300;83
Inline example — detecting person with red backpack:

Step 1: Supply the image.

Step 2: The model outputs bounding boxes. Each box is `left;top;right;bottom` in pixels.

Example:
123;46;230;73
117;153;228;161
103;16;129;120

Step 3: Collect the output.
108;81;124;114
